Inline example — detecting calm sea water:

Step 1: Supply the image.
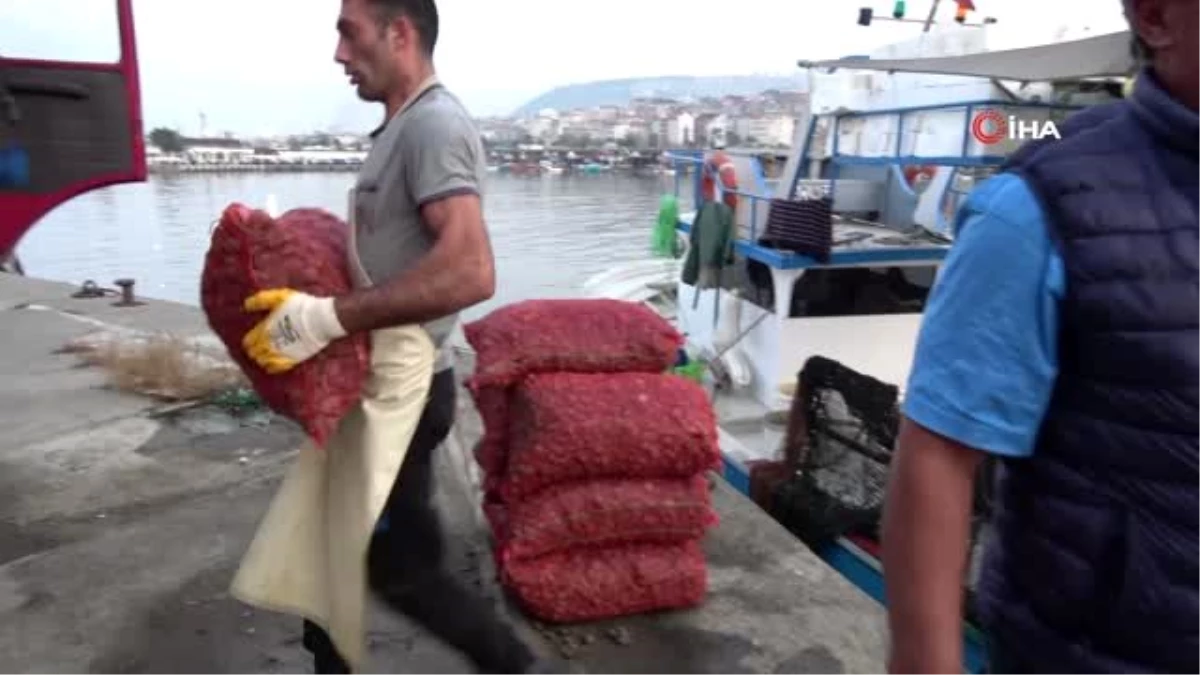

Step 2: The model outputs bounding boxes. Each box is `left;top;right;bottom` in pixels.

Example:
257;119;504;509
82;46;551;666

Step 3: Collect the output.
16;171;687;322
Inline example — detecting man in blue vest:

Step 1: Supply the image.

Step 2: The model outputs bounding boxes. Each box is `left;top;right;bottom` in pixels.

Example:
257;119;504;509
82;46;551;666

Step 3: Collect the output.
881;0;1197;672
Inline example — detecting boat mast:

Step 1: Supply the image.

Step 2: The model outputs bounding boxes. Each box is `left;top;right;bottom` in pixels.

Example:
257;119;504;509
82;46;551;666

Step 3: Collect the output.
922;0;942;32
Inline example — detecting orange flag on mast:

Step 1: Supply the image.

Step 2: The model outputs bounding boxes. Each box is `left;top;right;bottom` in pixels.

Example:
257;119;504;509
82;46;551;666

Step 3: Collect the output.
954;0;976;23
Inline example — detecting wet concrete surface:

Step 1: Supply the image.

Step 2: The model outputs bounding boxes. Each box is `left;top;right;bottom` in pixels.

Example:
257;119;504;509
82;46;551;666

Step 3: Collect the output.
0;397;486;674
0;274;887;673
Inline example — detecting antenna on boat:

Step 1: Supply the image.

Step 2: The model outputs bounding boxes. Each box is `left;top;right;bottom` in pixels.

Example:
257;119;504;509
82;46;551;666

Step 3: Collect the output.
922;0;942;32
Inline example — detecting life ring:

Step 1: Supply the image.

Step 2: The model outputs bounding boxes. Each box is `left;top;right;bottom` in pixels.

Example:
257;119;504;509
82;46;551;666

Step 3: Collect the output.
903;164;936;188
700;151;739;210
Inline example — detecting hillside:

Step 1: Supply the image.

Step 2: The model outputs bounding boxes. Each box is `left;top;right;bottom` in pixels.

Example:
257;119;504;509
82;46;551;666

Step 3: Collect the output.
512;74;808;117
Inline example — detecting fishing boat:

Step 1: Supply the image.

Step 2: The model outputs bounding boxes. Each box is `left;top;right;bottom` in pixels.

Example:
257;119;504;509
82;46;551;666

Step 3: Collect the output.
584;25;1134;673
0;0;146;273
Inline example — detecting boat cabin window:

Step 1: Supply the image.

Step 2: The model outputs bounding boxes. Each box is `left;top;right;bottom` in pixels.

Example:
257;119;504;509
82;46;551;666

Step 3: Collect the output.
1;3;121;63
790;266;936;318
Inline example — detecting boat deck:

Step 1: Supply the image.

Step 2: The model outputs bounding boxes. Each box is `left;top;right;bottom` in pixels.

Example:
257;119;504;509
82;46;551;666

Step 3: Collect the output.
677;211;951;270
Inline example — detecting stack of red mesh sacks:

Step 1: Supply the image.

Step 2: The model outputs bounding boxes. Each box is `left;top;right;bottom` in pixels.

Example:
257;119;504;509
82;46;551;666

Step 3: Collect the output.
464;299;721;624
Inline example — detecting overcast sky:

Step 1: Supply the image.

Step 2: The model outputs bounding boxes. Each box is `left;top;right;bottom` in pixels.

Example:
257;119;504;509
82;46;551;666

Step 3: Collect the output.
1;0;1127;136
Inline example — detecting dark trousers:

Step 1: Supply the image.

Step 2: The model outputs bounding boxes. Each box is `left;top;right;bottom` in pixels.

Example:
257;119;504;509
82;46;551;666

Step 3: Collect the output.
988;640;1037;674
302;369;535;674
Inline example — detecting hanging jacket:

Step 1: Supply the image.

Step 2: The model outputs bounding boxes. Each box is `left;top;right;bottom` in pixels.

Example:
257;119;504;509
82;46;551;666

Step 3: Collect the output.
681;200;735;291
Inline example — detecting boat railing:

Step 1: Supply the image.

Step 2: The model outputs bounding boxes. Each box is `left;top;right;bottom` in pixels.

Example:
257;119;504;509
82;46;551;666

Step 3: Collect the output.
811;99;1084;202
813;99;1089;236
664;150;948;271
663;150;777;238
665;98;1092;270
816;99;1082;165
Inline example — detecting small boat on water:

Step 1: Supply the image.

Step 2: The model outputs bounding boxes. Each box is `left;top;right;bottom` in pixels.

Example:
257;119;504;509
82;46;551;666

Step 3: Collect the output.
508;161;541;176
585;26;1133;673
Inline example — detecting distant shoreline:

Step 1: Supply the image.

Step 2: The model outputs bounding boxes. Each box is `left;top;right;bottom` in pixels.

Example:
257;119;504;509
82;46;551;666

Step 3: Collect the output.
148;163;361;175
147;162;681;177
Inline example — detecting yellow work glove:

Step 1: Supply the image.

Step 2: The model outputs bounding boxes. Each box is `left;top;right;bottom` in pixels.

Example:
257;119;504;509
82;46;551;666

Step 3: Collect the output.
241;289;347;374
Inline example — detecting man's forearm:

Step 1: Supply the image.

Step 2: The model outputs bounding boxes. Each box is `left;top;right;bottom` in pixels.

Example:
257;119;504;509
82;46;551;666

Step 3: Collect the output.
882;418;982;674
334;240;494;334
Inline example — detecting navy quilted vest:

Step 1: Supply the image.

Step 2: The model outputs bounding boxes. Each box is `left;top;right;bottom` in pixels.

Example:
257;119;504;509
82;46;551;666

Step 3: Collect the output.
977;70;1199;673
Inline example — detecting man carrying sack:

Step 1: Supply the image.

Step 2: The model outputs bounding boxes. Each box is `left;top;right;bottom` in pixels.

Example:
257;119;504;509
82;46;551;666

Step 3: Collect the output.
229;0;547;672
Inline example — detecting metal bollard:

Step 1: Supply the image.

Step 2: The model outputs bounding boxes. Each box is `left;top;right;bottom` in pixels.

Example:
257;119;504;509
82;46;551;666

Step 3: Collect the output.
71;279;106;298
112;278;144;307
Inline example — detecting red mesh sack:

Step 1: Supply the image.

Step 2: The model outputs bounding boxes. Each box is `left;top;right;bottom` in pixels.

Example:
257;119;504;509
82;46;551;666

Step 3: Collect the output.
498;476;717;562
503;372;720;502
471;383;510;439
463;299;683;388
469;384;511;476
473;438;508;479
200;203;369;447
501;541;708;623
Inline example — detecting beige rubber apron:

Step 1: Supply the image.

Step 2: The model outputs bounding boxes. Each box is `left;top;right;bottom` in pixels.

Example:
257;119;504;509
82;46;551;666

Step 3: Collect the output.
231;77;441;671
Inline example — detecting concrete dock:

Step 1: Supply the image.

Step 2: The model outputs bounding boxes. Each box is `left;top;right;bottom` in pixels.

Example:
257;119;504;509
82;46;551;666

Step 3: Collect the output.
0;272;887;673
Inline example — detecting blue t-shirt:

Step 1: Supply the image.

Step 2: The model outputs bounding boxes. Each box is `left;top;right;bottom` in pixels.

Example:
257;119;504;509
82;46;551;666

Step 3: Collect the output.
902;173;1065;458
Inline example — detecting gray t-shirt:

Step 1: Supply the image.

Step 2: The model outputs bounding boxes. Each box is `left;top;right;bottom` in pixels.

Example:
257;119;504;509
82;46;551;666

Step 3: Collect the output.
352;86;487;371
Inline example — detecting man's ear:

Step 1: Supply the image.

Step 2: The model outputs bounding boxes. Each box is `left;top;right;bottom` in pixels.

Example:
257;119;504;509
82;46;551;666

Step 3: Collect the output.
385;14;416;53
1132;0;1176;52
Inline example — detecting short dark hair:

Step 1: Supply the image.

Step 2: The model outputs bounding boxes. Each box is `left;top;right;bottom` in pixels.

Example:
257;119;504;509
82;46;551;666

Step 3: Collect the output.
370;0;439;57
1122;0;1153;62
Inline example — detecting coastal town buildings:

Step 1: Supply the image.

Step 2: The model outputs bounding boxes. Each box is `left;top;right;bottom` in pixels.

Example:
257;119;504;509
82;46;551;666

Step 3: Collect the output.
144;87;808;170
478;87;807;150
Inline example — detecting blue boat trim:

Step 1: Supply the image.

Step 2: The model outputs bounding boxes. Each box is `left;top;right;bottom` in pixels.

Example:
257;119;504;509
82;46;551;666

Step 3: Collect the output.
720;455;751;495
816;541;989;674
831;154;1006;167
